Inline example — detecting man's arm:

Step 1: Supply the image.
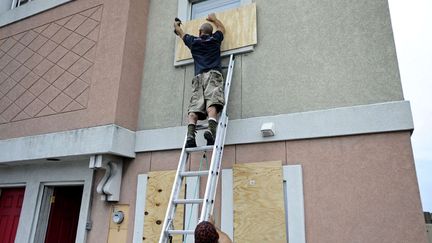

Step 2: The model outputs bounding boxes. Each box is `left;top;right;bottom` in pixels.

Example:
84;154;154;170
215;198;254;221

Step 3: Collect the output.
216;229;233;243
207;13;225;35
173;20;185;39
208;216;232;243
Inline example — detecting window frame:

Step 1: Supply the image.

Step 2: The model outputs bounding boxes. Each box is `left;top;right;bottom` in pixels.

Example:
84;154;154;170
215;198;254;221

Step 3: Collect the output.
190;0;241;20
11;0;32;10
175;0;254;66
0;0;73;27
177;0;252;21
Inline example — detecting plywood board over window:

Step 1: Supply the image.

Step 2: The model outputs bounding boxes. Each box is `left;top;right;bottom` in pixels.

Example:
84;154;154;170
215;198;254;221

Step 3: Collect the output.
142;171;185;243
233;161;287;243
175;3;257;64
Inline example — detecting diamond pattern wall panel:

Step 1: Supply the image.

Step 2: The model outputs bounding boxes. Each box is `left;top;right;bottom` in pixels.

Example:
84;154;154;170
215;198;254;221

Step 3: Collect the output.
0;5;102;124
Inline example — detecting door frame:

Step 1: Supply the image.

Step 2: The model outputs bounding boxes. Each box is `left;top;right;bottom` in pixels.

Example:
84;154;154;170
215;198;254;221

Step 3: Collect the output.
33;181;90;243
0;160;94;243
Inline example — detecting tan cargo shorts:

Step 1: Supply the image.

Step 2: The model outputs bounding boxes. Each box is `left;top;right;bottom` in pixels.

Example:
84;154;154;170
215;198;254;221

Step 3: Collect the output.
188;70;224;120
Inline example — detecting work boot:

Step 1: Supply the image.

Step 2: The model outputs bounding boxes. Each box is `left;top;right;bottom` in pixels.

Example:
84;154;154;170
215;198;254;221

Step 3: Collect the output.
204;131;215;146
185;136;197;148
204;119;218;146
185;124;197;148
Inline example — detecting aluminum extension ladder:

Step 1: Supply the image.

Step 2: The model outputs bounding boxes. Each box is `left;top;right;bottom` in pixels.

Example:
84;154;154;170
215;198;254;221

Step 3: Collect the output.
159;54;235;243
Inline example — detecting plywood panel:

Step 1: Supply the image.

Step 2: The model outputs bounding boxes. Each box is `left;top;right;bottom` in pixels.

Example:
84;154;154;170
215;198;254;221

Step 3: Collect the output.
176;3;257;62
108;204;129;243
143;171;185;243
233;161;287;243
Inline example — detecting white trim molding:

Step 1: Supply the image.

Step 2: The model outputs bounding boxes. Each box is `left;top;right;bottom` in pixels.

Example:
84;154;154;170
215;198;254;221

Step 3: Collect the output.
0;124;135;164
0;0;73;27
133;174;148;243
0;101;414;163
135;101;414;152
283;165;306;243
221;169;234;239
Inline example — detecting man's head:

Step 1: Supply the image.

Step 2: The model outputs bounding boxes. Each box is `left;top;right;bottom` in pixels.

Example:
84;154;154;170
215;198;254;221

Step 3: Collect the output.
194;221;219;243
199;23;213;36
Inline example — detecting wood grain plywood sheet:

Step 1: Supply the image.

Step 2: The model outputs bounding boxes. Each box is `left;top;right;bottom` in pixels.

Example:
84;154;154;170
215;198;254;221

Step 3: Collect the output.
143;171;185;243
233;161;287;243
175;3;257;62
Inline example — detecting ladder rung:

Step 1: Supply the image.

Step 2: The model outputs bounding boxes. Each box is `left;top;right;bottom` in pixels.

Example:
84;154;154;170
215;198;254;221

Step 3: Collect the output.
173;199;203;204
180;170;209;177
185;145;213;153
196;124;208;130
167;230;194;235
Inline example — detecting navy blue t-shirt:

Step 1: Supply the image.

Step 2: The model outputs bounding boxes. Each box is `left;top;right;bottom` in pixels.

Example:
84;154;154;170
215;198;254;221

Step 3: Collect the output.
183;30;224;75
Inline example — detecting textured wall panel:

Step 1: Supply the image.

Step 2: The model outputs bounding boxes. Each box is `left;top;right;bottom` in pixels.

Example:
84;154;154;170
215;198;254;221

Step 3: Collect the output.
0;5;102;124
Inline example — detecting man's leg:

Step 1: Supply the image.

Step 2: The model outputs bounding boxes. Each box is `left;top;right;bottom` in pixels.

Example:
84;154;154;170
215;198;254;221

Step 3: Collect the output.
204;106;218;145
186;112;198;148
203;70;224;146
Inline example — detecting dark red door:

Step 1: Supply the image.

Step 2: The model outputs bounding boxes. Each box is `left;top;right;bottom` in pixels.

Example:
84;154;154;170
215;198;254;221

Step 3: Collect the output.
0;187;25;243
44;186;83;243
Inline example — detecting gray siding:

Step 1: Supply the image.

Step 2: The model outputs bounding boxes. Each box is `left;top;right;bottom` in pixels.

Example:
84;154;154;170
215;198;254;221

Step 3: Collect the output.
138;0;402;130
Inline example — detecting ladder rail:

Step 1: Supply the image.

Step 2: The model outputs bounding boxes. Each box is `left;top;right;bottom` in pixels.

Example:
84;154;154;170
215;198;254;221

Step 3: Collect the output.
158;135;190;243
200;54;235;222
159;54;235;242
209;116;229;216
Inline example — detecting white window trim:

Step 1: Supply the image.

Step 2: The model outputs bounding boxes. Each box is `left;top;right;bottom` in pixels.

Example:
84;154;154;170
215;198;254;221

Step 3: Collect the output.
133;174;148;243
177;0;252;21
174;0;253;67
221;165;306;242
0;0;73;27
11;0;33;10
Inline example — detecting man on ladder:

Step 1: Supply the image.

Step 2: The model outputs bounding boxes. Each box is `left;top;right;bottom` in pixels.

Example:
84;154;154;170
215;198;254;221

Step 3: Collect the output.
174;13;225;148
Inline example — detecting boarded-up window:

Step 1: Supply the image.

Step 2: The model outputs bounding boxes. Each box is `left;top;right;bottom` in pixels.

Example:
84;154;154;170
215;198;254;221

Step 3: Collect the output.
233;161;287;242
175;3;257;64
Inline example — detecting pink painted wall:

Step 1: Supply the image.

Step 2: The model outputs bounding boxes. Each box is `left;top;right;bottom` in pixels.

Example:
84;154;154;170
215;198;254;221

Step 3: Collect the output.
98;132;426;243
0;0;148;139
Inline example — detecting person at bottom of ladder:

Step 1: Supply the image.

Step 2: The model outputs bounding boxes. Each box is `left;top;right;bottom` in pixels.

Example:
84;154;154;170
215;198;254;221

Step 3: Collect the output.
174;13;226;148
194;217;232;243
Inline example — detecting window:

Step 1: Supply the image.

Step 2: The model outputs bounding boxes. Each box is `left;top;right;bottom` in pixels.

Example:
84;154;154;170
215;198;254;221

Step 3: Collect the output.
11;0;32;9
190;0;240;19
0;0;72;27
175;0;255;66
177;0;251;21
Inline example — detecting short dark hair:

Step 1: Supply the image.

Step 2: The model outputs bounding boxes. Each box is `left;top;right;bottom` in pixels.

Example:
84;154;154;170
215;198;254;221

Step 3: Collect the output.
200;23;213;35
194;221;219;243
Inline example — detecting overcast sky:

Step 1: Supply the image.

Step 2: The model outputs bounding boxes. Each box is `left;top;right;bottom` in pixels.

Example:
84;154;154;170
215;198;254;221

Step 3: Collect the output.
388;0;432;212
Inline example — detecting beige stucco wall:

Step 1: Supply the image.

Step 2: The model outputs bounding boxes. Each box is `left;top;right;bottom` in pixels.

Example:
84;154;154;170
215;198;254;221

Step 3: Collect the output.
138;0;403;130
0;0;148;139
88;131;427;243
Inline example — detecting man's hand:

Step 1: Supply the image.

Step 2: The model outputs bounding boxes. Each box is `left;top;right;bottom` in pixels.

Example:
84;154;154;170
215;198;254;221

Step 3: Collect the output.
207;13;217;22
173;19;185;38
206;13;225;35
